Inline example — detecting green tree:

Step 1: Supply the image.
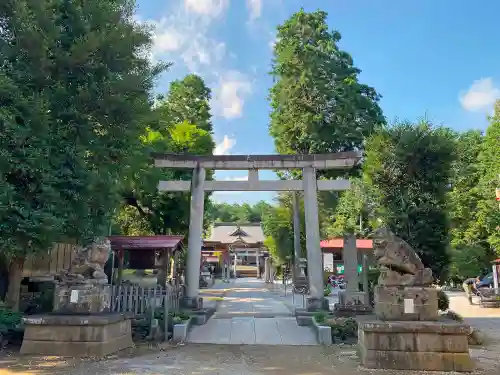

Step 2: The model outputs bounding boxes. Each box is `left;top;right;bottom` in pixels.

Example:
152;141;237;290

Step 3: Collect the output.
472;101;500;253
447;130;493;277
0;0;162;309
448;130;484;245
207;201;273;223
325;178;379;237
156;74;212;133
261;205;294;263
269;9;384;178
120;121;214;236
363;121;456;280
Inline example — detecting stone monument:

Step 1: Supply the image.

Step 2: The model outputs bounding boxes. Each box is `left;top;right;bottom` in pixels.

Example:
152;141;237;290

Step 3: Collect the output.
21;238;133;357
335;235;372;316
358;228;474;372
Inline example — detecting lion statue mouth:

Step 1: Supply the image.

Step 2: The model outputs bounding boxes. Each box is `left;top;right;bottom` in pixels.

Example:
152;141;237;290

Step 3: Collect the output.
369;228;433;287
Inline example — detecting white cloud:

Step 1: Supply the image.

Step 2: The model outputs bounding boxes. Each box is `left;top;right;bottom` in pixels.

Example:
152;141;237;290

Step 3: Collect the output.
214;135;236;155
247;0;262;21
146;2;228;72
224;175;248;181
459;78;500;112
213;71;253;119
144;1;254;120
184;0;229;17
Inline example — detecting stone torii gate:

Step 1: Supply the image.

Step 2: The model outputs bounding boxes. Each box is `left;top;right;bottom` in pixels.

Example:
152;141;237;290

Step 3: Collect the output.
153;152;360;310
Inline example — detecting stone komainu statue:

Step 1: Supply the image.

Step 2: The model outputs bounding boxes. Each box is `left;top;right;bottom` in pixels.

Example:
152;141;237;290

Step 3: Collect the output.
370;227;433;287
59;237;110;285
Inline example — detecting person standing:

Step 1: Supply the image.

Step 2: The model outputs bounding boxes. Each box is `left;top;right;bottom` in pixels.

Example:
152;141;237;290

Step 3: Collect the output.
462;276;480;305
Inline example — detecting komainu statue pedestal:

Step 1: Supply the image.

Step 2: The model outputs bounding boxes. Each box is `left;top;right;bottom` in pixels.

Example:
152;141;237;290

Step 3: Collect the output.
358;228;474;372
20;238;133;357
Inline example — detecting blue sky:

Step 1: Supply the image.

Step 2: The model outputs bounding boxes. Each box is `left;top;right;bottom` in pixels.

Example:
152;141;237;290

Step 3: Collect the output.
137;0;500;204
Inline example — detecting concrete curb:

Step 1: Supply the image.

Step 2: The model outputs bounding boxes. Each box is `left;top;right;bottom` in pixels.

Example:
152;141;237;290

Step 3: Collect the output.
172;317;193;343
312;317;332;346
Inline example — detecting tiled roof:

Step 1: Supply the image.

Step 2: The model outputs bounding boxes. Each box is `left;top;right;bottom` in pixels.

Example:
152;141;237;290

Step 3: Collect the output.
207;222;265;244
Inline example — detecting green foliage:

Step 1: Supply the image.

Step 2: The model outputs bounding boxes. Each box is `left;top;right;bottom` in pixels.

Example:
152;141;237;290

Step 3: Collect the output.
364;121;456;279
0;302;23;344
448;244;490;281
313;311;328;324
155;74;213;133
118;75;215;236
261;204;295;263
327;317;358;342
0;0;164;257
472;102;500;253
326;178;379;237
324;284;332;296
207;201;273;223
437;289;450;311
269;9;384;179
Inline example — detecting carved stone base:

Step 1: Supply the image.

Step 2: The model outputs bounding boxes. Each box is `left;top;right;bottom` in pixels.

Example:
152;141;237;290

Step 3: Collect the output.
375;286;438;321
358;320;474;372
21;313;132;357
53;284;111;314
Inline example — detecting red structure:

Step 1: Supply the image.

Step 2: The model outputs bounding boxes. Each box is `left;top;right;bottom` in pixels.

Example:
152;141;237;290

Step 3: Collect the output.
320;238;373;252
320;238;373;275
107;235;184;284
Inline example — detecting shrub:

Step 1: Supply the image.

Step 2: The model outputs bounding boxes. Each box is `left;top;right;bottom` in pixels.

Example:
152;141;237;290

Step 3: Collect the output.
0;302;24;346
326;317;358;342
437;289;450;311
324;285;332;296
313;311;327;324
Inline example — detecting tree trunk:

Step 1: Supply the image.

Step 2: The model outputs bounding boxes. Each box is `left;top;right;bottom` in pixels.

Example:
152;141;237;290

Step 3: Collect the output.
5;257;24;312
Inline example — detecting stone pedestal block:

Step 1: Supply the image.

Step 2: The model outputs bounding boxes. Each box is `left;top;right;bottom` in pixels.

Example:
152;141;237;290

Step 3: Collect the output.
21;313;133;357
53;283;111;314
306;297;329;311
339;291;369;306
358;320;474;372
375;286;438;321
181;296;203;310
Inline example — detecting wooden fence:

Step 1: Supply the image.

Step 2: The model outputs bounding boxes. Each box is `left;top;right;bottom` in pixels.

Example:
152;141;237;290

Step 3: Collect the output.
23;243;77;279
111;284;184;315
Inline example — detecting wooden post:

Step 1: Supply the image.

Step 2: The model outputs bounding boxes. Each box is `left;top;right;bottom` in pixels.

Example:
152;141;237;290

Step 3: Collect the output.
163;293;169;342
117;249;124;284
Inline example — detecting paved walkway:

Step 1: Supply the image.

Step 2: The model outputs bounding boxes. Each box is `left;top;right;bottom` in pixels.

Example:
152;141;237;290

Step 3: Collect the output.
187;278;318;345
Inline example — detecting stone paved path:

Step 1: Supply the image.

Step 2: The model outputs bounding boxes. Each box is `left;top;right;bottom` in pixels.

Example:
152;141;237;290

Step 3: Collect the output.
4;343;500;375
187;278;318;345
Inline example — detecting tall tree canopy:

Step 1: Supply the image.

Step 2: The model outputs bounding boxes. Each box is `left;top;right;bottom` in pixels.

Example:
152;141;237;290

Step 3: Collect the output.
269;9;385;166
0;0;162;308
363;121;456;279
207;201;273;223
117;75;215;236
156;74;213;133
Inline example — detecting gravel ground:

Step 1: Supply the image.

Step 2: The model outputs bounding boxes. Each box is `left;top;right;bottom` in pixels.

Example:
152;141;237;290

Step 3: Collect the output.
1;342;499;375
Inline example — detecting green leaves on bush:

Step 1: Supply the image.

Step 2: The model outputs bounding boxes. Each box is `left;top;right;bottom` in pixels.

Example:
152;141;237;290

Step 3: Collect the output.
437;289;450;311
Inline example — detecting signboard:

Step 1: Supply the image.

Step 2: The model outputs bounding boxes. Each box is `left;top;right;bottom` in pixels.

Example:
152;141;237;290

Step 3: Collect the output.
335;265;363;274
404;299;415;314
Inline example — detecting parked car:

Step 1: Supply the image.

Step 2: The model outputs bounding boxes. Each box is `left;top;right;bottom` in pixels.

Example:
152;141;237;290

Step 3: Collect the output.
476;273;494;289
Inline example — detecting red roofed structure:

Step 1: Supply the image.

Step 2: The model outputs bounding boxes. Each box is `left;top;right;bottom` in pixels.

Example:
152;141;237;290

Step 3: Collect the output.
107;235;184;284
320;238;373;252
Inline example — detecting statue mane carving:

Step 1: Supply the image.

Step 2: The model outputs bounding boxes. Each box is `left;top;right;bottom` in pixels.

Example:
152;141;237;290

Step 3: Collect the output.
59;237;110;285
370;227;433;286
